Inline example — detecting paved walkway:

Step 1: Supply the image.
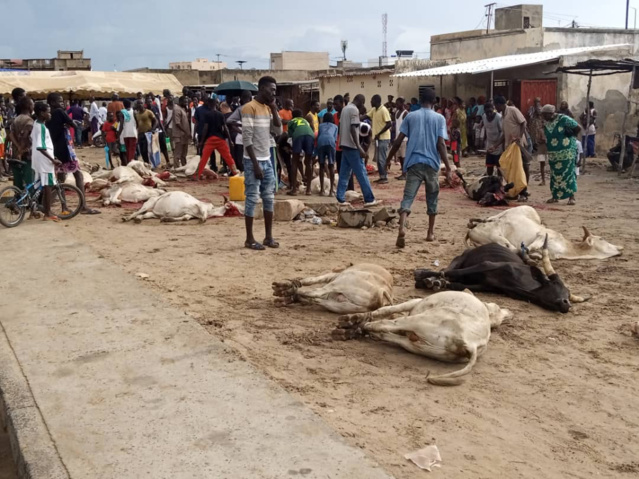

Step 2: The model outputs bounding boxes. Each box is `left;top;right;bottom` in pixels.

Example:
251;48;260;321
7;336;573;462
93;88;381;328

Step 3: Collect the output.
0;223;392;479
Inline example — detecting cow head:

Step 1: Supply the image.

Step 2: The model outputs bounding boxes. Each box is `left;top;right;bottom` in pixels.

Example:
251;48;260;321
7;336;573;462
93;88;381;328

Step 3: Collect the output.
576;227;623;259
536;235;572;313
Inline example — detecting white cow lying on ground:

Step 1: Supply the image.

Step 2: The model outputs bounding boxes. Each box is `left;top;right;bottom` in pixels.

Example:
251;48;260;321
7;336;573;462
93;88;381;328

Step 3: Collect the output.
310;174;339;195
272;264;393;313
466;205;623;260
101;183;166;206
110;166;143;184
63;170;93;190
122;191;243;223
173;156;219;179
333;290;512;386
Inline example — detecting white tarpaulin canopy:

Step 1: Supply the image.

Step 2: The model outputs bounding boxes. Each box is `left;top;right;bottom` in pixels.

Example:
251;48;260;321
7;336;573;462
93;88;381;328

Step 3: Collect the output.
0;70;183;98
393;44;632;77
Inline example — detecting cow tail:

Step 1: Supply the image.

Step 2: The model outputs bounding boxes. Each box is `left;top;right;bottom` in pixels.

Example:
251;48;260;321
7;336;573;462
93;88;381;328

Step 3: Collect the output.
427;346;478;386
464;231;473;248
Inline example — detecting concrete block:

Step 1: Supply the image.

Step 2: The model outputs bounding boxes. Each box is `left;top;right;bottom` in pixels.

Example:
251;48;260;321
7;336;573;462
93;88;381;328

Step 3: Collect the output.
372;207;397;224
274;200;306;222
338;209;373;228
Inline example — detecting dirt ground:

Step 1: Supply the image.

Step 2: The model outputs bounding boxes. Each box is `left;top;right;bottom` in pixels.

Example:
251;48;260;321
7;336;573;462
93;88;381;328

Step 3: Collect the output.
43;147;639;478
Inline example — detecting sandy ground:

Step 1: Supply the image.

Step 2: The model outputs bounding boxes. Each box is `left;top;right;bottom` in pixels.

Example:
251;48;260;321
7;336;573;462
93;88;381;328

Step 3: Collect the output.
29;147;639;478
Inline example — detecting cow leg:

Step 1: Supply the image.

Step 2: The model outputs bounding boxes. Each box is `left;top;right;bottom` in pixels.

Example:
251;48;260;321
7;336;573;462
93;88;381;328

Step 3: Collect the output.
160;215;195;222
336;299;422;329
276;285;359;313
332;299;422;340
272;272;340;299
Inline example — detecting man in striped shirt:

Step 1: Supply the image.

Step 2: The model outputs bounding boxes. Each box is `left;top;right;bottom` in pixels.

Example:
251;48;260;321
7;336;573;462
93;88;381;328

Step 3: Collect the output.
242;76;282;250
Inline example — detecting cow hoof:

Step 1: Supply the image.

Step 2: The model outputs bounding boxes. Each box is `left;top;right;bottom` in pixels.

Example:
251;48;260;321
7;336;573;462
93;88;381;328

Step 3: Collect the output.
272;280;301;297
133;217;142;224
337;313;370;329
432;279;443;291
274;296;295;307
331;328;362;341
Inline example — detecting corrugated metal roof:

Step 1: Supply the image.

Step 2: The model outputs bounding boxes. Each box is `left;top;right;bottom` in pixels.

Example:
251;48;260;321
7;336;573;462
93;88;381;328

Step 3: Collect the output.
393;44;632;77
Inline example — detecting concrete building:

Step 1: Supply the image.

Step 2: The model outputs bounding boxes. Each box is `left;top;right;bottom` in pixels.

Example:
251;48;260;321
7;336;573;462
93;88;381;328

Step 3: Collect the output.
270;51;329;70
319;68;396;106
392;4;639;150
0;50;91;71
168;58;227;71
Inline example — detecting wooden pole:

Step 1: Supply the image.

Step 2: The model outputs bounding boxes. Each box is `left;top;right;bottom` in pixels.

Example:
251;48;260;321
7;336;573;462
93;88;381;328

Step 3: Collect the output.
583;70;592;173
624;66;638;176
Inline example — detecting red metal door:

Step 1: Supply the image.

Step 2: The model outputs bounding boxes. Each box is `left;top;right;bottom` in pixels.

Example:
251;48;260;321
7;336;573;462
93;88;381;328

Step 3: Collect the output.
519;79;557;113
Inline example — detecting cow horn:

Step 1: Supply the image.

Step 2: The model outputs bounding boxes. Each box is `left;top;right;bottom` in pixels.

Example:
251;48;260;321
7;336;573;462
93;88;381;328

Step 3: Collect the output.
542;234;556;276
582;226;591;241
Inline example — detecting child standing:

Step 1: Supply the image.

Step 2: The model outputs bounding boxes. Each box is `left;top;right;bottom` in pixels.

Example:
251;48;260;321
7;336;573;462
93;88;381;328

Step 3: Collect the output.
450;118;462;167
316;113;338;196
31;102;61;222
101;112;119;168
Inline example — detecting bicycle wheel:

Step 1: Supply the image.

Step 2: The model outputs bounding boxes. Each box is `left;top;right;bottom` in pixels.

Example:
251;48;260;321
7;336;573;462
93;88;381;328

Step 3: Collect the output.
51;184;84;220
0;185;27;228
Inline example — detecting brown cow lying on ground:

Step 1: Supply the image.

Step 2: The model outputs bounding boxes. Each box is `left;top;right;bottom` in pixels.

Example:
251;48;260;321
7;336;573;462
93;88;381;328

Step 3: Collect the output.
273;264;393;314
332;290;512;385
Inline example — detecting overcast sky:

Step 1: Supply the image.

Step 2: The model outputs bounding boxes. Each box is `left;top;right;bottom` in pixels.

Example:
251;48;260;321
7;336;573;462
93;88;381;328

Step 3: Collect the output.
2;1;634;71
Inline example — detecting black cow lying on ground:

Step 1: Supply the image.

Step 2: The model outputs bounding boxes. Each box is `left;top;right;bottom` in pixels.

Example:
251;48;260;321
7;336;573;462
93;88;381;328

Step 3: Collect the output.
415;239;587;313
457;172;514;207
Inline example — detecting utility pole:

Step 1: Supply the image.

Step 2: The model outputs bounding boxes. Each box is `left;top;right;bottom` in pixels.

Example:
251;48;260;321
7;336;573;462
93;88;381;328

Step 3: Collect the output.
485;3;496;34
626;0;630;29
382;13;388;58
216;53;221;64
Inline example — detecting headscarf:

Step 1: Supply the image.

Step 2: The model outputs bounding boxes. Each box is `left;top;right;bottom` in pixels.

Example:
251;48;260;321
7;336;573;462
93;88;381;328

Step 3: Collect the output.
541;104;556;114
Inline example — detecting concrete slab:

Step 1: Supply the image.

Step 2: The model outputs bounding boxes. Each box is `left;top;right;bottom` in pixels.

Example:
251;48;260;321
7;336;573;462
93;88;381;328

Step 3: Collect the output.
0;224;392;479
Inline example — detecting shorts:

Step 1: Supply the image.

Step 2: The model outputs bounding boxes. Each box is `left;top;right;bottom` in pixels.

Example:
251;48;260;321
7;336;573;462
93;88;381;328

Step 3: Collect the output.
398;140;407;158
317;145;336;165
11;158;34;190
243;158;275;218
34;170;57;187
399;163;439;216
536;153;547;163
292;135;314;155
486;152;501;167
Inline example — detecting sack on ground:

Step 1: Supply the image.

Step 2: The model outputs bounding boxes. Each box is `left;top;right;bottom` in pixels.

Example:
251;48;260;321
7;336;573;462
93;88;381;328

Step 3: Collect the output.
499;143;527;198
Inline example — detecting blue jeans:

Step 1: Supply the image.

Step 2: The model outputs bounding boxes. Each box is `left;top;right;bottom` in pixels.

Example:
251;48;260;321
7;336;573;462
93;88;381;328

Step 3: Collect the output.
244;159;275;217
375;139;390;180
399;163;439;216
582;135;595;157
336;147;375;203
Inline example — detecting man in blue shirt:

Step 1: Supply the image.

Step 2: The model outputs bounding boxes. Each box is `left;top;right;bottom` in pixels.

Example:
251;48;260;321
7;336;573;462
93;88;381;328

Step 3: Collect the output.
387;88;452;247
318;98;336;120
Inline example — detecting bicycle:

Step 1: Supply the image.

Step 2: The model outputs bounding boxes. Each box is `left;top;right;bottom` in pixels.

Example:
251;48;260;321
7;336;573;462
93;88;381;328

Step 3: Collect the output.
0;159;84;228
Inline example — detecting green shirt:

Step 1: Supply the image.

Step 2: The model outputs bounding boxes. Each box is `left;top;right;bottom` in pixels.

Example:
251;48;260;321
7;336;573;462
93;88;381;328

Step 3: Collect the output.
287;117;314;140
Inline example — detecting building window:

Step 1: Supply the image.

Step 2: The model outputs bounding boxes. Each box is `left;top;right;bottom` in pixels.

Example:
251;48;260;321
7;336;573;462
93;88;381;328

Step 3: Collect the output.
346;76;353;83
361;81;365;88
389;79;394;87
377;80;382;87
523;16;530;28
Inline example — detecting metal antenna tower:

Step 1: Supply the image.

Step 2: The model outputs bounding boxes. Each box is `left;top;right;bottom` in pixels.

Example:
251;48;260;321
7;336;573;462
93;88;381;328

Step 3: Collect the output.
382;13;388;57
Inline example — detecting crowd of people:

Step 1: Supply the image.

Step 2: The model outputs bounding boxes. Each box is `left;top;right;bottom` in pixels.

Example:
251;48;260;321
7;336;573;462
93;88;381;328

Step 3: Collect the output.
0;77;605;247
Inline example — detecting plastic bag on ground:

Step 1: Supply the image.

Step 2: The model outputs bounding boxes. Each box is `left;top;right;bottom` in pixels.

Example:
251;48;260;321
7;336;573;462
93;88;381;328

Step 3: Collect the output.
404;445;442;471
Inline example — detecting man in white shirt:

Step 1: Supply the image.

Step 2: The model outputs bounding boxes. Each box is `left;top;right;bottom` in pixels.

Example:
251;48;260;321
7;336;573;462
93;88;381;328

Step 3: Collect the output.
98;102;108;124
